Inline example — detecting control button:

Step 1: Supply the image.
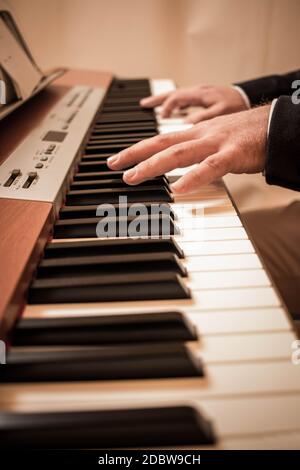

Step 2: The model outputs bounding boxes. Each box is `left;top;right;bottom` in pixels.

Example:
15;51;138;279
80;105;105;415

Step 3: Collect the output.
23;172;38;189
3;169;21;187
45;144;56;155
40;157;48;161
35;163;44;169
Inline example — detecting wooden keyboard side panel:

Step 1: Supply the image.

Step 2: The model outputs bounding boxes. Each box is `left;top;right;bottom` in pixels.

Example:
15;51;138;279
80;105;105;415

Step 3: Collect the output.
0;69;113;339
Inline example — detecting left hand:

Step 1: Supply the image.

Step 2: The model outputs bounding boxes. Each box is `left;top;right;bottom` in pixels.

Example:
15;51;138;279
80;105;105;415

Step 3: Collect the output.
107;105;270;193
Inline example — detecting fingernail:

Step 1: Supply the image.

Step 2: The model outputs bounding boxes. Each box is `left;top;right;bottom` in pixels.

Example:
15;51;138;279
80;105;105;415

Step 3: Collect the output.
124;168;137;182
107;155;119;167
140;99;147;106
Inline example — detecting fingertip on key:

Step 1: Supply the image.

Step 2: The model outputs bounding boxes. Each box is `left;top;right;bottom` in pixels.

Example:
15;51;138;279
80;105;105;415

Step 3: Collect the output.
107;155;120;169
123;168;137;184
140;98;151;107
171;181;186;193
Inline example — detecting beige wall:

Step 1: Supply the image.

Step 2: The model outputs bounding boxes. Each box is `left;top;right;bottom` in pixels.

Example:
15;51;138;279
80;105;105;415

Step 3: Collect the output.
7;0;300;86
5;0;300;212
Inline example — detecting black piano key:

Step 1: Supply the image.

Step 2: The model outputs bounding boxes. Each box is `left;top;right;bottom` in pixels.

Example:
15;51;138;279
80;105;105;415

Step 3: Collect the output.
96;115;155;124
58;202;175;220
81;154;114;161
36;252;187;278
0;406;216;448
53;215;178;238
28;272;191;303
89;131;156;140
85;142;136;153
92;123;157;134
65;186;173;205
70;177;169;190
87;136;148;145
101;105;148;112
88;134;146;142
2;343;202;382
73;171;126;180
77;161;112;171
100;97;142;104
44;238;184;259
106;90;150;98
12;312;197;347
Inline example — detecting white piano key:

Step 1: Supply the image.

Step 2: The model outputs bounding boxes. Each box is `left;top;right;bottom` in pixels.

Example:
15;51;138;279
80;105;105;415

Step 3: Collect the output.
177;225;248;240
150;78;175;96
186;269;270;289
198;394;300;438
185;253;262;270
179;239;255;255
175;190;229;201
188;308;291;334
159;123;193;134
220;431;300;450
192;287;280;310
176;214;242;228
192;331;295;363
172;200;235;216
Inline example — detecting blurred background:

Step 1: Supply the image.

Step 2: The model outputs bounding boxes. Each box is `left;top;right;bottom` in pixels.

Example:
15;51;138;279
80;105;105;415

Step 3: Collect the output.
5;0;300;210
8;0;300;86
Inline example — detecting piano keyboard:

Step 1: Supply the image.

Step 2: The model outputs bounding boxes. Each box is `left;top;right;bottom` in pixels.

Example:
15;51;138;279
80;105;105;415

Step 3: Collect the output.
1;78;300;450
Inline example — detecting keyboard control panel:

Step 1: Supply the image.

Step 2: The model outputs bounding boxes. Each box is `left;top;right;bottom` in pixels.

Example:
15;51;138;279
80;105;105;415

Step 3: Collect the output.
0;86;105;202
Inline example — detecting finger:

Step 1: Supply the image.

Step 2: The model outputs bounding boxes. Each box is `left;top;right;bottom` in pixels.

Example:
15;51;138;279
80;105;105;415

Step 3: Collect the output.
140;92;171;108
160;94;187;118
185;104;224;123
171;152;230;193
123;139;218;185
107;128;197;170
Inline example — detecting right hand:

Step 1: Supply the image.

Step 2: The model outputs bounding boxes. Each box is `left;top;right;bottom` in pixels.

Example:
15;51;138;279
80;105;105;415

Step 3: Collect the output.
140;84;249;123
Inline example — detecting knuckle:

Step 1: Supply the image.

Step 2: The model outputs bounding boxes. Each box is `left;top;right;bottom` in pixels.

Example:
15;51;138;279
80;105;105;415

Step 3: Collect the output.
157;133;171;146
205;155;225;174
172;145;186;166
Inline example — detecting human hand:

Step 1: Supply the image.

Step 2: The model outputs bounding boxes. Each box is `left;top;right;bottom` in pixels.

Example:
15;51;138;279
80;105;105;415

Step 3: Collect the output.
107;105;270;194
140;85;249;123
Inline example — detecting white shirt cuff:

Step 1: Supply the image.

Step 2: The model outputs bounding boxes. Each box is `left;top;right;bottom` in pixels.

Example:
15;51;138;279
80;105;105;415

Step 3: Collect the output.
232;85;251;109
267;98;278;136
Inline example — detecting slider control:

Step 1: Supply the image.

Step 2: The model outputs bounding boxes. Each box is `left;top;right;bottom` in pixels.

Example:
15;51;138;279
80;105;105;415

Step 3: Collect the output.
3;169;21;187
22;172;37;189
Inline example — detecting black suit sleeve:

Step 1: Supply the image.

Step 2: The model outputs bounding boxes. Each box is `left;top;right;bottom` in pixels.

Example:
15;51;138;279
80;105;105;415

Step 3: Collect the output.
235;70;300;106
265;96;300;191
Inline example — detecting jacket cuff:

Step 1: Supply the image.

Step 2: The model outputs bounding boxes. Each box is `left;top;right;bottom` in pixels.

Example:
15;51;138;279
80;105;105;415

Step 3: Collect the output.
265;96;300;191
235;75;283;106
